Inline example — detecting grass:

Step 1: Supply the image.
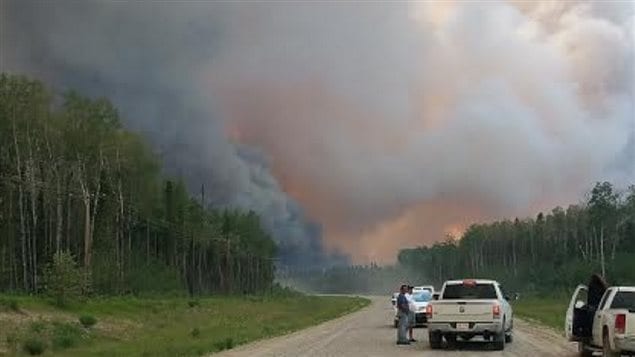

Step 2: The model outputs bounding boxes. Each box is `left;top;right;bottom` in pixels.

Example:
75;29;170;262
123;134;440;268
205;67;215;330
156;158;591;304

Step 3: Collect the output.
0;294;369;356
513;296;569;331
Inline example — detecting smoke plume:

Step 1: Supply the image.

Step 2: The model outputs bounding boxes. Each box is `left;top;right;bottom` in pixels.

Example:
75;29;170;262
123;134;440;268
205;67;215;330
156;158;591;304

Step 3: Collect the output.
2;1;633;263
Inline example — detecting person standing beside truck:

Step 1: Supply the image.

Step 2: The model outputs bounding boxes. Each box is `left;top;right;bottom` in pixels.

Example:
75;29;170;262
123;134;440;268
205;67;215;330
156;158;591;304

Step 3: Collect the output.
396;284;411;345
406;285;417;342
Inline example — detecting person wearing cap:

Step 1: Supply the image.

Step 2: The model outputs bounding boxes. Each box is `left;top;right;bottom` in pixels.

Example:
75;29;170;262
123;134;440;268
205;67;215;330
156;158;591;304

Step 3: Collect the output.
396;284;410;345
406;285;417;342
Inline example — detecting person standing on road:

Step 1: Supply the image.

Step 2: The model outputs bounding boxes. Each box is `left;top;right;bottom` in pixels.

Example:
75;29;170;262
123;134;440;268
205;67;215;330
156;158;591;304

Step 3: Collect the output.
396;284;410;345
406;285;417;342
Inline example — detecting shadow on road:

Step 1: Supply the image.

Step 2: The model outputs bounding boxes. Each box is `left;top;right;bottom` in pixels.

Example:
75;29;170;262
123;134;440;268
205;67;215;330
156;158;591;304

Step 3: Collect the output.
440;341;501;352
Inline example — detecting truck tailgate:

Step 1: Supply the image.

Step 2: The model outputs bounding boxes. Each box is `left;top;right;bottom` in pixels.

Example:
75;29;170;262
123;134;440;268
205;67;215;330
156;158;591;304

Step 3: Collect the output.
627;312;635;336
432;300;496;322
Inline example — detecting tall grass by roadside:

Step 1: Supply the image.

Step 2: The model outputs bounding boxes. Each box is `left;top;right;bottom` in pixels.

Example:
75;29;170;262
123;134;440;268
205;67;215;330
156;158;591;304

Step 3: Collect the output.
513;296;569;331
0;294;369;356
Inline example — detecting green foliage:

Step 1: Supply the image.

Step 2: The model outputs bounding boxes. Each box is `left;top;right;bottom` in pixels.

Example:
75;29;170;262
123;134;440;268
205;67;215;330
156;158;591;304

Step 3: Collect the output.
22;337;46;355
214;337;234;351
513;297;568;331
395;181;635;294
51;322;83;349
0;297;19;311
123;259;184;296
10;295;367;356
43;251;90;307
79;314;98;328
29;320;47;333
5;332;19;351
0;73;277;297
187;300;200;308
285;264;409;295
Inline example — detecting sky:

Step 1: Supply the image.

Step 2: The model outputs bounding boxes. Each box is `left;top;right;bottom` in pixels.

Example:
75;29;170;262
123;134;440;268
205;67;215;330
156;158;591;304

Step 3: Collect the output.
2;0;634;264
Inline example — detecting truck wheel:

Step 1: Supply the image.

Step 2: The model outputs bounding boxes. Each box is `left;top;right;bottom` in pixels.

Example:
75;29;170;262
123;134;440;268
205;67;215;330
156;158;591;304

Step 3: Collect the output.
578;341;592;357
429;331;442;350
445;334;457;348
505;319;513;343
603;331;618;357
492;322;506;351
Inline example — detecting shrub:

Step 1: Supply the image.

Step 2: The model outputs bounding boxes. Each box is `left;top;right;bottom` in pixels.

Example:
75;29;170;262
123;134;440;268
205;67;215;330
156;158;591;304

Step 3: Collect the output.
213;341;226;351
22;337;46;355
79;314;97;328
52;322;82;349
43;251;91;307
187;300;200;308
0;298;20;311
190;327;201;338
29;320;47;333
5;332;18;351
224;337;234;350
213;338;233;352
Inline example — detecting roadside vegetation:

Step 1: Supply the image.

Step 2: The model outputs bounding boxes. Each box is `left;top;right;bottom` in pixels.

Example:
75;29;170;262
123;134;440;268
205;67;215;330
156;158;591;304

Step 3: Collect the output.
0;293;369;356
512;296;569;331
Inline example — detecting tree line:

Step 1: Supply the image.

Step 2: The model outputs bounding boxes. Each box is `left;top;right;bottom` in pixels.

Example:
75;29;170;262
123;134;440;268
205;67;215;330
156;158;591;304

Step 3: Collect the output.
289;182;635;295
398;181;635;293
279;263;408;295
0;73;276;296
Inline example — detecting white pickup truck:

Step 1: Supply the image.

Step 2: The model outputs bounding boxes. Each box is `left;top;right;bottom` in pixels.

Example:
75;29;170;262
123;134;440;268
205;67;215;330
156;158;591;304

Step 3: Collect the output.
567;282;635;356
426;279;514;350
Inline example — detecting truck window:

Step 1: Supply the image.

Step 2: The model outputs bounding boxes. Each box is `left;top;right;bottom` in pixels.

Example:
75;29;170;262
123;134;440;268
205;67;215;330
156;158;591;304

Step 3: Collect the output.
442;283;497;299
610;292;635;310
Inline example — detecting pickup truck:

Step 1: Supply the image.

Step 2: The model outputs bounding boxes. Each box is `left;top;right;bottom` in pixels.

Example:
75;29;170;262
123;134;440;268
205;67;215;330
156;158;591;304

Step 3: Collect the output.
414;285;435;294
566;277;635;356
426;279;514;350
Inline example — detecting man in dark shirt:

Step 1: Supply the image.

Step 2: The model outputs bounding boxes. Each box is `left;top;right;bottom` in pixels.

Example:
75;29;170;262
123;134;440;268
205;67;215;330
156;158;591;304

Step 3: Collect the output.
396;284;410;345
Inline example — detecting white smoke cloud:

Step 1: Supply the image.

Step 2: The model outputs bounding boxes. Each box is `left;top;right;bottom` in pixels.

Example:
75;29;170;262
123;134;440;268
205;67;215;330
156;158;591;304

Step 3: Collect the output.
206;1;634;261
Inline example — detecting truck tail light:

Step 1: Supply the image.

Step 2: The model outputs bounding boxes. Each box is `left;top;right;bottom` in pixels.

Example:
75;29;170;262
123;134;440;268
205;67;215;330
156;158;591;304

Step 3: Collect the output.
493;304;501;319
615;314;626;334
426;304;433;319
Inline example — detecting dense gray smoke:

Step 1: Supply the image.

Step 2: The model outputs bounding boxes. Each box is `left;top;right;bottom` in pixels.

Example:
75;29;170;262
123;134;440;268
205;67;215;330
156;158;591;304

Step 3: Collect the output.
0;1;346;268
1;1;634;263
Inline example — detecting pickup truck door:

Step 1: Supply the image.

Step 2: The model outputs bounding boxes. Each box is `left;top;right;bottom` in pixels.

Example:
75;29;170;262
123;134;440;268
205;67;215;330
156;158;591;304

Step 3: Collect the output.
566;284;588;341
593;289;613;345
498;284;513;330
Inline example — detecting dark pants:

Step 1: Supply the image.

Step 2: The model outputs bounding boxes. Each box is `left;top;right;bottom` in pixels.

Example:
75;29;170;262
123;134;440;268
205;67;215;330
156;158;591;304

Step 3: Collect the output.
397;310;409;343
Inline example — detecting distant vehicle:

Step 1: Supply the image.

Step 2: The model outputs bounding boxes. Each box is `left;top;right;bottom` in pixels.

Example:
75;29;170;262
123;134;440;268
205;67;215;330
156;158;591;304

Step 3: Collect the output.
414;285;435;294
426;279;514;350
566;276;635;356
391;292;399;307
393;290;433;328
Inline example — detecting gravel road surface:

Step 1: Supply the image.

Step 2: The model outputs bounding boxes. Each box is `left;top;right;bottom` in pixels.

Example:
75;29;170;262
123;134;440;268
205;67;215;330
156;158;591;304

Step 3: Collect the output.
215;296;578;357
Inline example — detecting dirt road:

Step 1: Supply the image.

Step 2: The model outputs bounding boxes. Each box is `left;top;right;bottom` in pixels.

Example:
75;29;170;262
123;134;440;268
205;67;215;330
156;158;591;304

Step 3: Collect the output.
215;296;578;357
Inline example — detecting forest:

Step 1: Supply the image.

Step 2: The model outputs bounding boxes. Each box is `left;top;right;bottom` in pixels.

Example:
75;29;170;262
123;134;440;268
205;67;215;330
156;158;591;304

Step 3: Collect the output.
398;181;635;293
293;182;635;295
0;73;276;296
